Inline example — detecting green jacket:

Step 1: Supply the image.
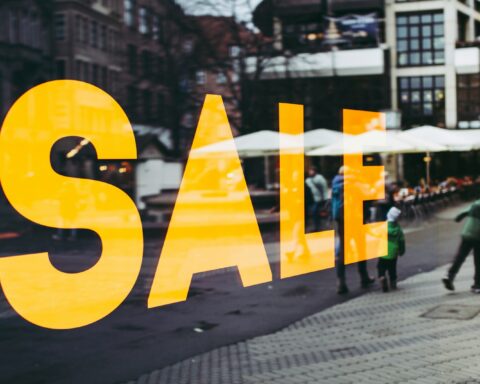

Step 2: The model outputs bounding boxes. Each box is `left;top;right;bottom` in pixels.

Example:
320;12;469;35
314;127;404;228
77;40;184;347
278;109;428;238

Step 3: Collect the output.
457;200;480;241
381;221;405;260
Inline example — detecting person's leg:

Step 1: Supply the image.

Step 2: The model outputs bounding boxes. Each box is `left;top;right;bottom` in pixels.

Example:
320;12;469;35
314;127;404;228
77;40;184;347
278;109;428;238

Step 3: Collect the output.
378;258;389;292
358;260;374;288
389;258;398;290
335;218;348;294
472;242;480;290
377;259;386;278
312;202;321;231
443;238;473;291
351;226;374;287
448;238;473;281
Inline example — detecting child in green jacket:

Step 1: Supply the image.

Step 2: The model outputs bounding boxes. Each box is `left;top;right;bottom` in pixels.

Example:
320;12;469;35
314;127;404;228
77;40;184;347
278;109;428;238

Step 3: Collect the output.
443;199;480;293
378;207;405;292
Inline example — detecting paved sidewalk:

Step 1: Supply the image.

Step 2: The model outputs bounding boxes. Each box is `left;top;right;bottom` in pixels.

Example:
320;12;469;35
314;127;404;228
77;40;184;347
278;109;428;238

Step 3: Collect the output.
127;254;480;384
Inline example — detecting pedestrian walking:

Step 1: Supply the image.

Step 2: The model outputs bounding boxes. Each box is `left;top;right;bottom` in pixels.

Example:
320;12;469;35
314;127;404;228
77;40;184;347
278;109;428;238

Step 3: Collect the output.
332;166;375;294
305;166;328;231
442;199;480;293
378;207;405;292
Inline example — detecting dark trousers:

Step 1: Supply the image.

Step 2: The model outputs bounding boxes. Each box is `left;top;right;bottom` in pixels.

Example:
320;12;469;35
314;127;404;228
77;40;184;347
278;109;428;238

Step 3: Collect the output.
335;218;369;283
448;238;480;286
377;258;397;282
310;201;324;231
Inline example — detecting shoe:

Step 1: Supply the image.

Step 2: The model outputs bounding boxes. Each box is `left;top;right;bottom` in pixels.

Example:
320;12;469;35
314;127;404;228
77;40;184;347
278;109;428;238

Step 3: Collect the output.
390;280;397;290
471;285;480;294
442;277;455;291
337;280;349;295
361;277;375;289
380;277;389;292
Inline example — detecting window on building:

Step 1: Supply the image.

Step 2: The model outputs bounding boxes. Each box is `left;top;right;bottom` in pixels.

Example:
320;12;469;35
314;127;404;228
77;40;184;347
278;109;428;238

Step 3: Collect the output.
152;14;163;41
30;11;40;49
101;66;108;90
82;17;89;44
229;45;241;58
56;60;66;78
100;25;107;50
282;20;324;51
458;12;469;43
127;44;137;74
91;20;98;48
143;90;152;122
110;70;119;95
84;62;91;82
76;60;90;82
124;0;135;27
156;56;165;83
74;16;86;44
76;15;82;43
196;70;206;85
157;93;166;125
55;13;66;41
127;85;138;118
75;60;82;80
20;12;26;45
9;10;19;43
216;72;227;84
457;74;480;124
141;50;152;78
139;7;149;35
107;29;113;52
182;39;193;53
398;76;445;126
92;64;99;85
396;11;444;66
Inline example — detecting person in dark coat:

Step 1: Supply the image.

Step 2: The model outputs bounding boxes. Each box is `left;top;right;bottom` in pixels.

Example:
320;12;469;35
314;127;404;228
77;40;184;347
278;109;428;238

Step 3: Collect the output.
332;166;375;294
443;199;480;293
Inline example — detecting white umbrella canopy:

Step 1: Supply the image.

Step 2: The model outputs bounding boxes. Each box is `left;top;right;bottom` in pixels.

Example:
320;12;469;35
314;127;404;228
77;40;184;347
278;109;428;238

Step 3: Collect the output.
401;126;475;151
307;130;414;156
193;130;302;158
394;131;447;153
454;129;480;150
302;129;349;150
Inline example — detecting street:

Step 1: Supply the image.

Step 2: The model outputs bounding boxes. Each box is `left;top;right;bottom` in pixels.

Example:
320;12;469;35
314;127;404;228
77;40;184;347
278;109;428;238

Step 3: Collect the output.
0;205;467;384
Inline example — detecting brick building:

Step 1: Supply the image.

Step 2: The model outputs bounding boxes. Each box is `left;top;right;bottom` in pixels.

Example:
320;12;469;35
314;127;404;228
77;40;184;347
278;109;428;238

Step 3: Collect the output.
49;0;194;154
0;0;54;119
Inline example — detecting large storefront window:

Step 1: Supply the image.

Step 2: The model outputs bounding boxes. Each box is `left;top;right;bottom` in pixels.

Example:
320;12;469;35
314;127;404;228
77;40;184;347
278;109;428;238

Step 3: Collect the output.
396;11;444;66
457;74;480;125
398;75;445;126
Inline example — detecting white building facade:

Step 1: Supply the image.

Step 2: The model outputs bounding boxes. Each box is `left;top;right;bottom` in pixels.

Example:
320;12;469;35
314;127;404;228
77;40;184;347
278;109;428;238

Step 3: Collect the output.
386;0;480;129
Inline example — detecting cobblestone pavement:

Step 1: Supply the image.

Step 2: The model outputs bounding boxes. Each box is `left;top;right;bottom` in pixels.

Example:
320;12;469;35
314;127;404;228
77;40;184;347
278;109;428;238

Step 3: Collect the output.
127;256;480;384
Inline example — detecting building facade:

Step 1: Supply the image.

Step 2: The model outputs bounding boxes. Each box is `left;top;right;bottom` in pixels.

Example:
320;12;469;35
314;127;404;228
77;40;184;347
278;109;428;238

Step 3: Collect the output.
0;0;54;120
387;0;480;130
252;0;391;132
53;0;123;100
253;0;480;132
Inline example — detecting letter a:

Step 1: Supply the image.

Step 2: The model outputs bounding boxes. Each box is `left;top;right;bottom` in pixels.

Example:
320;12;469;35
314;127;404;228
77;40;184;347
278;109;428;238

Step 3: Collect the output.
148;95;272;308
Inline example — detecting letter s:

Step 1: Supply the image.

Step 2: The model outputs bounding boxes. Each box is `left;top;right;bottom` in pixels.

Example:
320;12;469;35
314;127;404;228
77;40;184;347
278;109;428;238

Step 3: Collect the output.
0;80;143;329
